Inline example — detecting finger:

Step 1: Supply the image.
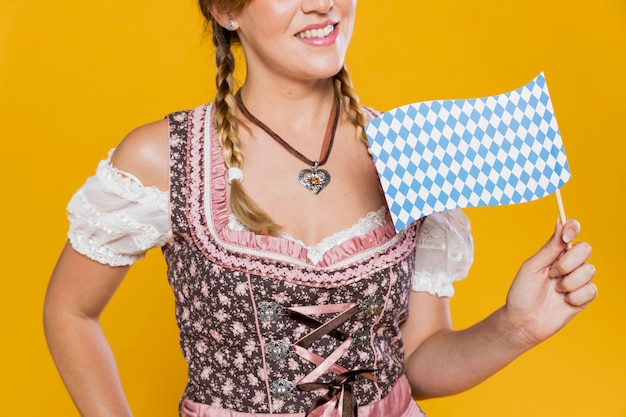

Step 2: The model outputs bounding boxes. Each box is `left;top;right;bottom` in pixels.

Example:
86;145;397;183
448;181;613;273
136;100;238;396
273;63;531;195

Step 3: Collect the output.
555;262;596;293
523;219;575;272
560;218;580;245
549;241;593;278
564;282;598;307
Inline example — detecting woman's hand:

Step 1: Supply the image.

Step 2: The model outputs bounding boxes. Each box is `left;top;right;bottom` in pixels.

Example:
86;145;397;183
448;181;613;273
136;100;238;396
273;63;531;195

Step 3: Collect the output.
504;219;597;348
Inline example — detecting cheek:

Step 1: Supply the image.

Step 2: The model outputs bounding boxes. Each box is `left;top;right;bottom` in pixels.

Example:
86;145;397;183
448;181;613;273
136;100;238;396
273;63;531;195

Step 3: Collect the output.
339;1;357;37
248;1;297;28
342;0;358;18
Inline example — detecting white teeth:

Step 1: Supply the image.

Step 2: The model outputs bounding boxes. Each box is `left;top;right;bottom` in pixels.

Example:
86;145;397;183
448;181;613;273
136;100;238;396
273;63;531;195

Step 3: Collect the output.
296;24;335;39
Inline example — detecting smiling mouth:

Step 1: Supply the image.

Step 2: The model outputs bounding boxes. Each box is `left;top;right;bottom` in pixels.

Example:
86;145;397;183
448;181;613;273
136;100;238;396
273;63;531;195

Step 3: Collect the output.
295;24;336;39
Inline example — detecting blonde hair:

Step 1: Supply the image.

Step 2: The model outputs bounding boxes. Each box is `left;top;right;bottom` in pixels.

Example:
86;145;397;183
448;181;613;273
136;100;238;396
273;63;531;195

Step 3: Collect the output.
201;1;368;235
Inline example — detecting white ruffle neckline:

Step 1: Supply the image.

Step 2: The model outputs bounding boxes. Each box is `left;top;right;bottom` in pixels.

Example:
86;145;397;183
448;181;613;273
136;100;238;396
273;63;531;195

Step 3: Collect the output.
227;206;388;265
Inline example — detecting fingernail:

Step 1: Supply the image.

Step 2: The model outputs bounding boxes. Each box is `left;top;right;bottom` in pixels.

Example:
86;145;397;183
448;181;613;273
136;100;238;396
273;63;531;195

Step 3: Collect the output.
562;230;574;244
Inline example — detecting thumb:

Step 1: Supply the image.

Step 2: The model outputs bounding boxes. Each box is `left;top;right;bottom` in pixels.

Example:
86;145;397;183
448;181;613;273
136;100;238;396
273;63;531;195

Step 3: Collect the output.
523;219;580;272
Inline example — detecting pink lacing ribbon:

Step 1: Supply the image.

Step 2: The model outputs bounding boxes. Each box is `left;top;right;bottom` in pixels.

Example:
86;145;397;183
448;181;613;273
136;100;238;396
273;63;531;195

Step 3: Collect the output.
298;369;375;417
286;303;377;417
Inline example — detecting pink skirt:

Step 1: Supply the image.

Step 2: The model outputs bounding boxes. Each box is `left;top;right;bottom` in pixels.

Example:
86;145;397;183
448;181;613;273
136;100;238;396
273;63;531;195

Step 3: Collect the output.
181;375;426;417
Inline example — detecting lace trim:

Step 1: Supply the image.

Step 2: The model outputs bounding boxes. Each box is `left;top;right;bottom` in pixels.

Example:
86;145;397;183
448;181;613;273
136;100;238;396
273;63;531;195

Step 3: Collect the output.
417;212;473;263
67;190;172;265
68;229;142;267
412;271;456;297
227;206;388;265
96;149;169;212
67;191;166;243
411;211;474;296
66;152;172;266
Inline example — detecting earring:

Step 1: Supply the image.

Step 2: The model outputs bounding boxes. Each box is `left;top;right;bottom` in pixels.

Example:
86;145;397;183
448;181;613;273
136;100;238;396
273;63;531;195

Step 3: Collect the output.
226;19;237;31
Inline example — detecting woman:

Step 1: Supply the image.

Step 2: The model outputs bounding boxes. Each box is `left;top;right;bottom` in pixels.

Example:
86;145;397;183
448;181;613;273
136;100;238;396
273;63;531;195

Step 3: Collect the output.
43;0;597;416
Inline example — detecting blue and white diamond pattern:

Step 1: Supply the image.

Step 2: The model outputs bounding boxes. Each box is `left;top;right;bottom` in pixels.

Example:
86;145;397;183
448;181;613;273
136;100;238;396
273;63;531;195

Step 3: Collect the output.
366;73;571;232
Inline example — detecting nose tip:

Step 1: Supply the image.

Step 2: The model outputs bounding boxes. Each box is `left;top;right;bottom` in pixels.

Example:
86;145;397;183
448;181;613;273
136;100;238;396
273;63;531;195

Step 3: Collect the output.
303;0;334;14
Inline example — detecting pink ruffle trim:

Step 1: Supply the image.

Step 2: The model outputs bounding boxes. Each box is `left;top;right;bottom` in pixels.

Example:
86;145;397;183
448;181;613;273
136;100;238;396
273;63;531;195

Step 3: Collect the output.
205;105;398;268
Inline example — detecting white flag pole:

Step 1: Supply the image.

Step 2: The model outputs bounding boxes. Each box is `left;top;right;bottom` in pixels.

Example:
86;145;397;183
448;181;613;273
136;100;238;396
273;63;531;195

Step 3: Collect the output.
555;189;572;249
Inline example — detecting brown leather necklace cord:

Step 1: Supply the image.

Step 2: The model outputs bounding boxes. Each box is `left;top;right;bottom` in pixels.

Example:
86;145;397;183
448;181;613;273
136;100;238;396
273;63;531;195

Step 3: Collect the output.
235;91;341;167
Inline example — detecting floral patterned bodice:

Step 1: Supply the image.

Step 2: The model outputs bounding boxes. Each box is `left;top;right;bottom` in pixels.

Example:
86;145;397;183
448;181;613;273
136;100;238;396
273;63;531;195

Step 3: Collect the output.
163;105;420;414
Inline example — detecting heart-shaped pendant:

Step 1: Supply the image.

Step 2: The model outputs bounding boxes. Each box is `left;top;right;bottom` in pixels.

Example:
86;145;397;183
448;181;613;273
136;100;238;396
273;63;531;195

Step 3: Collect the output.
298;167;331;195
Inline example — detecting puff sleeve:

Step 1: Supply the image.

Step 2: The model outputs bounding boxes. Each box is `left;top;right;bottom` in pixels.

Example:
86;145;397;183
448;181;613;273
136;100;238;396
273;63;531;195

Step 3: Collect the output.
66;150;172;266
412;209;474;297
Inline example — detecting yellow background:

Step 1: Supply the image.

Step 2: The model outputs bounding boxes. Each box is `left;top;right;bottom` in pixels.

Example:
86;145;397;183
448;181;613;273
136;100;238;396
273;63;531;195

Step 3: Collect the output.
1;0;624;415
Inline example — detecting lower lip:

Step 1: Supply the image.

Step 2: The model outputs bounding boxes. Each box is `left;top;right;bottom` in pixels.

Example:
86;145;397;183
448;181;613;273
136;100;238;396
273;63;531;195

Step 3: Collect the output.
297;25;339;46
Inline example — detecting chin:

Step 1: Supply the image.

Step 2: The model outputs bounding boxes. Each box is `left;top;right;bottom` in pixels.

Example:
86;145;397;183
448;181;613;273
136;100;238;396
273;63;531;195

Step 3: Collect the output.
304;62;346;80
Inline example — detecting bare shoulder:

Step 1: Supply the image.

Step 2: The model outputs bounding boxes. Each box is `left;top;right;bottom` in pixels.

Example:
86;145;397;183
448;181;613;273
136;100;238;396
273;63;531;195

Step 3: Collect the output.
111;118;169;191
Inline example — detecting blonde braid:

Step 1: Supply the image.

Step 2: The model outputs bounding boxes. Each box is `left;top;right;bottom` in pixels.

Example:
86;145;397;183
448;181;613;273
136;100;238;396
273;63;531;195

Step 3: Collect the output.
211;21;282;235
333;66;368;145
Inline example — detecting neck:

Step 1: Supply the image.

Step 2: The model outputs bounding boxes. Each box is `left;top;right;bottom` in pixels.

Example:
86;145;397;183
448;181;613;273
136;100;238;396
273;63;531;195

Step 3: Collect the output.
237;78;337;130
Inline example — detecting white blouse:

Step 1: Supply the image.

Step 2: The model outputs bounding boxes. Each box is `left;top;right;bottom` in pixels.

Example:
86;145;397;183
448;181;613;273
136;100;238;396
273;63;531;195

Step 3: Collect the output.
67;152;474;297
